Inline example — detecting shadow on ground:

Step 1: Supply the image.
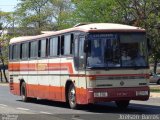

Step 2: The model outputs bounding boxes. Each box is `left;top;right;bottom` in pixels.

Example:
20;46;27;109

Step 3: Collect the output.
17;99;160;114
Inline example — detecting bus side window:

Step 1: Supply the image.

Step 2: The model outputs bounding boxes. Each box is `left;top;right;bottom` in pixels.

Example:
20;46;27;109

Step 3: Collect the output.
74;35;85;70
13;44;20;60
61;35;64;55
39;39;47;58
46;38;49;57
11;45;14;60
12;45;15;60
30;41;38;59
58;36;60;55
49;37;59;57
21;42;29;60
64;34;74;55
9;45;12;60
38;40;41;57
74;36;79;69
64;34;70;55
71;34;74;54
78;36;85;69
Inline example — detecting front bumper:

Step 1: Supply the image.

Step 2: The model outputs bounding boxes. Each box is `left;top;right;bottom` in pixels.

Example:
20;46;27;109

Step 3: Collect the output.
87;86;150;103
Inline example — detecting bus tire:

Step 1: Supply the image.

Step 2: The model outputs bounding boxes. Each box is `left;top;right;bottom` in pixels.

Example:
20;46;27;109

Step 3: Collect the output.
21;82;29;102
68;84;77;109
115;100;130;109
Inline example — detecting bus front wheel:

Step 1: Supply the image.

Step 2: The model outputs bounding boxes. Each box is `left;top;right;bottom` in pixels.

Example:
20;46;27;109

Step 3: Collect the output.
68;84;77;109
115;100;130;109
21;82;29;102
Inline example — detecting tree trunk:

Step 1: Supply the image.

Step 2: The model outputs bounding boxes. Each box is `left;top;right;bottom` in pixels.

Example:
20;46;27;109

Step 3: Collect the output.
0;69;2;82
0;59;8;83
154;57;158;74
0;48;8;82
2;68;8;83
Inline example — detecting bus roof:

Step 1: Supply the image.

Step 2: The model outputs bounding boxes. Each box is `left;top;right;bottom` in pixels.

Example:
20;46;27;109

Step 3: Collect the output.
10;23;145;44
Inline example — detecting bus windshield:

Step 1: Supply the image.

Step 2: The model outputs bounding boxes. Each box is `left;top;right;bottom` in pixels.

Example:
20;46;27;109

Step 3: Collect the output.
87;33;148;68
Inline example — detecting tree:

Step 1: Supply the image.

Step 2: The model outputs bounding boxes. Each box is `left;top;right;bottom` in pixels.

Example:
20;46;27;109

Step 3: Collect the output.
48;0;74;30
15;0;51;31
15;0;74;31
0;11;14;82
0;34;11;82
71;0;118;24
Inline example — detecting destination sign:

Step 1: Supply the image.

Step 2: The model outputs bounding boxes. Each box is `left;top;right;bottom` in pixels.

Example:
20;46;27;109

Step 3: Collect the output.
88;34;117;39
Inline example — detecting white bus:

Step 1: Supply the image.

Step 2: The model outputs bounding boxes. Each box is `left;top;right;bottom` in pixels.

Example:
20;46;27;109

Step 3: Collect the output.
9;23;150;109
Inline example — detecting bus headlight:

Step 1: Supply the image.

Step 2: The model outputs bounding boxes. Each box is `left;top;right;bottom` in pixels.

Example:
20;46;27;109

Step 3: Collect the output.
136;91;148;96
94;92;108;97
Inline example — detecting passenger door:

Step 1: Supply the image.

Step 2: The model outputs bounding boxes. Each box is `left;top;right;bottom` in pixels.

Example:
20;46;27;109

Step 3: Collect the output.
74;35;87;104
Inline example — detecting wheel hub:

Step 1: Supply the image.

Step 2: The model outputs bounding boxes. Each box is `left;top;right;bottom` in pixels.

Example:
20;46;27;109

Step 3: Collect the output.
69;88;75;104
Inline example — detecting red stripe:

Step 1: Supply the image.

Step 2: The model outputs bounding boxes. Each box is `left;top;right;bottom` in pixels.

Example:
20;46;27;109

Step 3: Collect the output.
70;74;149;78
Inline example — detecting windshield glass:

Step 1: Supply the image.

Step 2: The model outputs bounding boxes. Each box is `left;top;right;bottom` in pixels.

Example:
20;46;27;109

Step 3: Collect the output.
87;33;148;68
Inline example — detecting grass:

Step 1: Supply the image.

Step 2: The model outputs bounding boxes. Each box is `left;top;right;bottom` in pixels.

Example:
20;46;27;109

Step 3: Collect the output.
150;86;160;93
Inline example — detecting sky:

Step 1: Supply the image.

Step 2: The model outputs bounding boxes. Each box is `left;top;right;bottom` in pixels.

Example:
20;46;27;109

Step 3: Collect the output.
0;0;20;12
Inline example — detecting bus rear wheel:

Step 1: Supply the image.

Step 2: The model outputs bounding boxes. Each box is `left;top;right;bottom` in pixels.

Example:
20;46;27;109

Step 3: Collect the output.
21;82;29;102
115;100;130;109
68;84;77;109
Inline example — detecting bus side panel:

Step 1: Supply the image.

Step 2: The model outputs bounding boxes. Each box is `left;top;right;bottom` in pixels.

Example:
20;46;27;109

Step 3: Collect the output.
48;58;61;101
19;61;29;95
76;87;88;104
10;62;20;95
75;72;88;105
9;62;14;94
60;58;75;102
37;59;49;99
9;62;14;95
27;60;38;98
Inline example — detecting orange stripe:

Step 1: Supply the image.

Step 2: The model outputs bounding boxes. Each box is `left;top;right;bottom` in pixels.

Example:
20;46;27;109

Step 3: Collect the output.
9;62;74;74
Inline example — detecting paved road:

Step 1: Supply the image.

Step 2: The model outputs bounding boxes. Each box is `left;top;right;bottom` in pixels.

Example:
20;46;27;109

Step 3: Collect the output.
0;85;160;120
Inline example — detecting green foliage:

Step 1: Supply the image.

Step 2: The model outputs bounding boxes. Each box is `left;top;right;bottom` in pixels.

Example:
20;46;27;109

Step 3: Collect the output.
48;0;74;30
15;0;74;30
15;0;51;30
0;34;16;65
0;11;13;29
71;0;118;24
0;11;16;66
